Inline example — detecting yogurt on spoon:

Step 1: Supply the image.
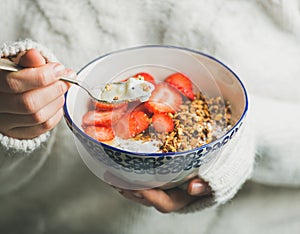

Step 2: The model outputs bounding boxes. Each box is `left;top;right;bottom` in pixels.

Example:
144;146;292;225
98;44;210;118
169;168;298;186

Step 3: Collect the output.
100;77;155;103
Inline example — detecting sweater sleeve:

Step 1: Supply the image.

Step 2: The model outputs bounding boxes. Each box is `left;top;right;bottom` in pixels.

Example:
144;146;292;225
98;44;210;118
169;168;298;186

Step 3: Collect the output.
250;95;300;187
0;39;59;194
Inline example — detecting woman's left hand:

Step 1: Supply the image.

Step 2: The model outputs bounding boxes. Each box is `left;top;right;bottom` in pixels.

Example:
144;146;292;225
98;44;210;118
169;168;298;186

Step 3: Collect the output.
116;177;211;213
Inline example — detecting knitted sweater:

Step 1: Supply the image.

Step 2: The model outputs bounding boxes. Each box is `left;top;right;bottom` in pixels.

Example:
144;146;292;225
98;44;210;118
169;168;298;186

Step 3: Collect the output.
1;0;300;233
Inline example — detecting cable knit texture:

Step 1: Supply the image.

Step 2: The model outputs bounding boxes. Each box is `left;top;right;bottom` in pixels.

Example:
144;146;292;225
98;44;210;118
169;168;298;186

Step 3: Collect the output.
250;95;300;187
0;131;50;154
0;39;58;62
200;124;255;205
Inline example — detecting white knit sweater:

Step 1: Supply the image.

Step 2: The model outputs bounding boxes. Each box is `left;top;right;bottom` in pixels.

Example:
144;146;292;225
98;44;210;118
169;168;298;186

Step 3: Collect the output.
1;0;300;233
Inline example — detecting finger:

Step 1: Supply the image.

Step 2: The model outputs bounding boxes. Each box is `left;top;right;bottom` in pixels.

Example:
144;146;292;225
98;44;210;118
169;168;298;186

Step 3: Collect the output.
0;80;68;114
187;178;211;196
136;188;197;213
61;68;76;89
5;108;64;139
0;62;65;93
118;189;153;207
18;48;46;68
0;95;65;131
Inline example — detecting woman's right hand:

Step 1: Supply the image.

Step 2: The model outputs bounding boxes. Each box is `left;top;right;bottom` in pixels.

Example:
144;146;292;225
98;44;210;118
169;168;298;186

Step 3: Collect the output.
0;49;74;139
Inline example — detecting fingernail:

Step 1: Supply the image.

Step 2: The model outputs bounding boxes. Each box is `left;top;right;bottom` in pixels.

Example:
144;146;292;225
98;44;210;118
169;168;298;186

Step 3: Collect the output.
190;182;206;196
132;192;143;199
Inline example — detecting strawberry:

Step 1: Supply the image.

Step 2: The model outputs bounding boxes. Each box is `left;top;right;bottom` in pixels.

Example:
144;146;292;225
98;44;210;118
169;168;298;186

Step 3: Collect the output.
82;105;127;127
128;101;152;116
84;125;115;142
164;72;195;100
91;100;128;111
132;72;156;85
151;113;174;133
132;111;151;133
114;110;150;139
144;83;182;114
113;113;131;139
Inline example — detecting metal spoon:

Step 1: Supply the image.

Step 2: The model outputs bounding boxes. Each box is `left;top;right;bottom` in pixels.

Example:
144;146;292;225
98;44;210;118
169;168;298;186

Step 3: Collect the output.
0;58;154;104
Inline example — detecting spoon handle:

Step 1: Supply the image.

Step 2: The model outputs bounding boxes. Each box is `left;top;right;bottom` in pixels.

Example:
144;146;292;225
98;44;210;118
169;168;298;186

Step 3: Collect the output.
0;58;22;72
59;76;79;85
59;76;95;99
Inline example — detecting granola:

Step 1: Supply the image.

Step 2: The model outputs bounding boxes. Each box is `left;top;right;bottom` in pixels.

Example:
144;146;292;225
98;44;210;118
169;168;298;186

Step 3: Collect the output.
135;92;233;153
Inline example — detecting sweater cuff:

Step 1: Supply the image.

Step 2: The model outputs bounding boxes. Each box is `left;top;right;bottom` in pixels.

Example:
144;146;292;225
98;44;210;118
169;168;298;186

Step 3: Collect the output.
0;132;51;154
0;38;58;62
178;121;256;213
0;39;58;154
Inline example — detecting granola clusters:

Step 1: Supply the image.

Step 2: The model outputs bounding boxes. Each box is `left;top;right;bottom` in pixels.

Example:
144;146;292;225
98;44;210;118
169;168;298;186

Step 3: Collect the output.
135;92;233;153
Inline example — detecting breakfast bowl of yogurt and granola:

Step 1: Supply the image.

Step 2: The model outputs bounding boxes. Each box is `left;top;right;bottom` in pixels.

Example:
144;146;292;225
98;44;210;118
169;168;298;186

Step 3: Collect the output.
63;45;248;190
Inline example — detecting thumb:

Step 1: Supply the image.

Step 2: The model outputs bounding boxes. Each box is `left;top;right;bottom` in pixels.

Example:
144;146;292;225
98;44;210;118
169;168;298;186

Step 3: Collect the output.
18;48;46;68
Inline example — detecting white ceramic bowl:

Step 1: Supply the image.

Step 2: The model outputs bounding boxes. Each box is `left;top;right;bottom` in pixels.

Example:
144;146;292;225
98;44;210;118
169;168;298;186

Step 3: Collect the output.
64;45;248;190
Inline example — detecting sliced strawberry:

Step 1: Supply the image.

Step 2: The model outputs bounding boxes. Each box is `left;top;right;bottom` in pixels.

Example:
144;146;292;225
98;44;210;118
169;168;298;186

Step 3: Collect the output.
84;125;115;142
144;83;182;114
164;72;195;100
82;110;111;126
132;72;156;85
113;113;132;139
91;100;128;111
128;101;152;116
182;89;195;101
114;110;150;139
151;113;174;133
82;105;127;127
132;111;151;133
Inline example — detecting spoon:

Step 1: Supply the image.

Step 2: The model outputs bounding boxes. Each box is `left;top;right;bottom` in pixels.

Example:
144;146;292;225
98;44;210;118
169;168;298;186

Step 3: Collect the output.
0;58;155;104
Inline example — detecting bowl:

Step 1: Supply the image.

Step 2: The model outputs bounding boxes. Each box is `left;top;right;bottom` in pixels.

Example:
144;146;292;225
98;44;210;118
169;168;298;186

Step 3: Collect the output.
63;45;248;190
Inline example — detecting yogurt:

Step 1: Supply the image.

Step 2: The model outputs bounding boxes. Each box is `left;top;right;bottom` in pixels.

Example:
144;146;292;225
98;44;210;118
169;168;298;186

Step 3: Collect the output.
100;78;155;102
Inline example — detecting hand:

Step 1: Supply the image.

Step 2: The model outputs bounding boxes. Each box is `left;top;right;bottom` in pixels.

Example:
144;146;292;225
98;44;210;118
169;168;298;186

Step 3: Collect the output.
0;49;74;139
116;177;212;213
